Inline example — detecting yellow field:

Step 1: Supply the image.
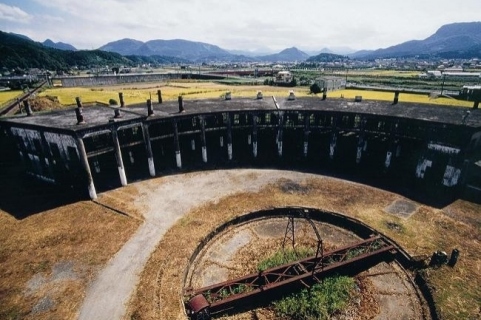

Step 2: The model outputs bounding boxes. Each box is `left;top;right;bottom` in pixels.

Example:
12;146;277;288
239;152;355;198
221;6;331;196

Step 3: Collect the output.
334;89;474;107
35;81;473;108
38;82;311;106
0;90;23;105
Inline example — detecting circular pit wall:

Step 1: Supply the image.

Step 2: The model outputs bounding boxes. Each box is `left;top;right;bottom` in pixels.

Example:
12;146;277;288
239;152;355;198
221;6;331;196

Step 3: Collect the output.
183;207;432;320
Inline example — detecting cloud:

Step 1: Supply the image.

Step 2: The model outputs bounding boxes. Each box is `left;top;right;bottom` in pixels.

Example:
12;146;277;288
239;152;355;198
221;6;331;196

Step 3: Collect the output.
37;14;65;23
0;3;32;23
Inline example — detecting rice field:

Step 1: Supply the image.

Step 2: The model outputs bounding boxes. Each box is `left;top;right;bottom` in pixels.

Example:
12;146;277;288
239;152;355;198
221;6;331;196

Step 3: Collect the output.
36;82;311;106
0;90;23;106
1;81;473;108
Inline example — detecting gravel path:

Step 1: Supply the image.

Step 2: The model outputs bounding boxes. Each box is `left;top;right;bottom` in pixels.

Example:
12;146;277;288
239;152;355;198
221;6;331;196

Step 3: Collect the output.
78;169;315;320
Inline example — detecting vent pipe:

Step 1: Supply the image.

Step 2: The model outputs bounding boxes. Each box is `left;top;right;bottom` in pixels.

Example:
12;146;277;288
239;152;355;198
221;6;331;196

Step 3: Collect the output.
393;91;400;105
178;96;185;113
288;90;295;100
157;90;163;104
75;97;85;124
119;92;125;108
147;99;153;116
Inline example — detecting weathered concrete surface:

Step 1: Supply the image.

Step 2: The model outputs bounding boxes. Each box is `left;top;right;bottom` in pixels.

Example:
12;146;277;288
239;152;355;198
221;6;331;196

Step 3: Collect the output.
78;169;317;320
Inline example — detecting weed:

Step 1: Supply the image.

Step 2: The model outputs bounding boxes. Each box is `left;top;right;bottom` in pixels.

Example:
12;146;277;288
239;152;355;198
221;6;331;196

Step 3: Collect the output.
272;276;355;320
258;246;314;272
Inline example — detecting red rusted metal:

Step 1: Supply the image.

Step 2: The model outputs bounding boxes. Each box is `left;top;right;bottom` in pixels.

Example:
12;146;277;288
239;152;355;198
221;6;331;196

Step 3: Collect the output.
185;235;396;317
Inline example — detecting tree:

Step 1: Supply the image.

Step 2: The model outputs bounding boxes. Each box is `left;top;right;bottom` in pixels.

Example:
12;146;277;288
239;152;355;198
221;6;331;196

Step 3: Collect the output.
310;83;322;94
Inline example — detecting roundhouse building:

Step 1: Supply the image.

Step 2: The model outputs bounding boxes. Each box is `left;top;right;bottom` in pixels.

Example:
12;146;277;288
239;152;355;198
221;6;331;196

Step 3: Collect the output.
0;92;480;204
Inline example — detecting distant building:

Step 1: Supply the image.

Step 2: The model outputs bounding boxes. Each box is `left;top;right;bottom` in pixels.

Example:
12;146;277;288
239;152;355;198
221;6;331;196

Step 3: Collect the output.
315;76;345;91
275;71;293;84
445;66;464;72
418;70;442;79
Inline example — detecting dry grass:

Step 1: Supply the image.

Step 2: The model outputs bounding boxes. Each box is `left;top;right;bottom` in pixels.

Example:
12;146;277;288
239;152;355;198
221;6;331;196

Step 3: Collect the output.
0;174;141;320
126;177;481;320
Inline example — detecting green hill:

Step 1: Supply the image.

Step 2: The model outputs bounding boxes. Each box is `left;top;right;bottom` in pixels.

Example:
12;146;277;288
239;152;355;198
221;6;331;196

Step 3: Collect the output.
0;31;186;71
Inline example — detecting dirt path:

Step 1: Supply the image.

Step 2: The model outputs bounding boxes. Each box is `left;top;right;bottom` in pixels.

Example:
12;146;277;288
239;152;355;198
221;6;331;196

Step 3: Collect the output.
78;169;320;320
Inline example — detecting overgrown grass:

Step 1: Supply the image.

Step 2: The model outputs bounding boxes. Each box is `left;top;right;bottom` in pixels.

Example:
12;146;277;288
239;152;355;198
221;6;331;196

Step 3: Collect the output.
257;247;356;319
257;246;315;272
272;276;356;320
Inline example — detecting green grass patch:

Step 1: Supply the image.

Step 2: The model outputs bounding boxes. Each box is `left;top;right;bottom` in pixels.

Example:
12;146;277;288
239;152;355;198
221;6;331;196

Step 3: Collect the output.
257;246;315;272
273;276;356;320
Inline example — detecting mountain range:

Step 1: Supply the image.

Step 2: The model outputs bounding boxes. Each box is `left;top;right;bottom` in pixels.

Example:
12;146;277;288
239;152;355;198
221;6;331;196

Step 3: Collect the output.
352;22;481;59
98;39;312;62
97;22;481;61
1;21;481;70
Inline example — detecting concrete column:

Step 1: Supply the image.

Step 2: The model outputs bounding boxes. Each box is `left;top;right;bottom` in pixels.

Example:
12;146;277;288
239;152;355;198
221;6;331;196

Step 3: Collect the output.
200;116;207;163
173;120;182;168
75;136;97;200
111;128;127;186
329;116;337;159
329;134;337;159
277;112;284;157
396;145;401;157
303;114;310;158
356;118;366;164
141;123;155;177
252;115;258;158
385;123;399;168
40;132;55;179
129;151;135;164
385;151;393;168
226;113;233;160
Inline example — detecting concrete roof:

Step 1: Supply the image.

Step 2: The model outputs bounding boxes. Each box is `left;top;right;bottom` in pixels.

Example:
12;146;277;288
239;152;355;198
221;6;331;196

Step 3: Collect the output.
1;96;480;131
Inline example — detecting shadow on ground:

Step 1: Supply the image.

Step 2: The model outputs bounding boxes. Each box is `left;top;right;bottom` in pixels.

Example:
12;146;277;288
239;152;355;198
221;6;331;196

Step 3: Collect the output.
0;164;80;220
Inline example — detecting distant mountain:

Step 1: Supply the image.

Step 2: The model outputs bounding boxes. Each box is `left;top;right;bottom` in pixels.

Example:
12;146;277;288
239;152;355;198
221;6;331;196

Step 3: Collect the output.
100;38;311;62
100;38;234;61
306;53;348;63
227;49;275;57
349;49;375;59
8;32;33;42
99;38;144;56
258;47;309;62
43;39;77;51
125;54;190;65
306;47;356;56
358;22;481;59
0;31;140;70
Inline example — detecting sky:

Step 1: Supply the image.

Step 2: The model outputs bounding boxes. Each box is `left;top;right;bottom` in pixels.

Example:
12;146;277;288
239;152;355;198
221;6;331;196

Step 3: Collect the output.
1;0;481;53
